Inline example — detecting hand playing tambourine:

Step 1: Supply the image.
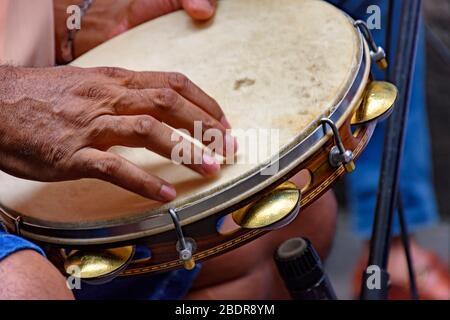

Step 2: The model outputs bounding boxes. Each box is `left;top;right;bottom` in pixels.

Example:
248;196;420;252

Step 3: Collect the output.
0;65;235;202
54;0;217;63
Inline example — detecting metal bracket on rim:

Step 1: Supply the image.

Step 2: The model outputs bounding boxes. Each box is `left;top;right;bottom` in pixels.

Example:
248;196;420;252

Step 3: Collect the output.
168;208;197;270
321;118;355;173
354;20;388;70
14;216;22;236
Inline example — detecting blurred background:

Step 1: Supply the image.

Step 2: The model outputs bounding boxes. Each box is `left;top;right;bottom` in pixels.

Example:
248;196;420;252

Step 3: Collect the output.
327;0;450;299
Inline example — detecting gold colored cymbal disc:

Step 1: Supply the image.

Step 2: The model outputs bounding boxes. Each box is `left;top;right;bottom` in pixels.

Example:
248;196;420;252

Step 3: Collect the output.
232;182;300;229
64;246;135;281
351;81;398;125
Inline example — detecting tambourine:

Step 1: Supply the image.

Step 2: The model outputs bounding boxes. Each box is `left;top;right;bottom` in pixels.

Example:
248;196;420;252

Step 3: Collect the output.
0;0;396;283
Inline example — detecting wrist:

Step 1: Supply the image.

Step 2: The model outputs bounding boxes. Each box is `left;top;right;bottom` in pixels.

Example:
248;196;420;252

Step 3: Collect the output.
0;65;20;92
54;0;94;65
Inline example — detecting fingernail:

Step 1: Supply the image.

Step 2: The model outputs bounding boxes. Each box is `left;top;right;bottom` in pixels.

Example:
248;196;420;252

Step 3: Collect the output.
198;0;214;12
220;116;232;129
189;0;214;19
202;153;221;175
225;133;238;155
159;185;177;201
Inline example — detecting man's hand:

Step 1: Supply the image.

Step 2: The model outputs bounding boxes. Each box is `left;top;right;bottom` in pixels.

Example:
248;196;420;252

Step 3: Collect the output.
0;65;233;201
54;0;217;62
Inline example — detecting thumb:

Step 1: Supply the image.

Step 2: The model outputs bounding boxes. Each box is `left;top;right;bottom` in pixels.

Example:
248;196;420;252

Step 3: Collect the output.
181;0;216;21
126;0;183;28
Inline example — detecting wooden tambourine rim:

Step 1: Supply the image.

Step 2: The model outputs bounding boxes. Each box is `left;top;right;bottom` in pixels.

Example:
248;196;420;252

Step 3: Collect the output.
44;113;376;276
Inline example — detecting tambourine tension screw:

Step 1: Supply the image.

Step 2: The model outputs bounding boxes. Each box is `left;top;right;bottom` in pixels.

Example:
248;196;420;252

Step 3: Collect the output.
354;20;388;70
168;208;197;271
14;216;22;236
321;118;356;173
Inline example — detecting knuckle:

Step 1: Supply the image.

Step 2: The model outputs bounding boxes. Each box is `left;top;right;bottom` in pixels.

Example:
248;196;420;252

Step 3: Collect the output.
45;144;69;167
110;91;129;114
134;116;156;136
96;67;128;79
154;88;178;109
89;157;121;177
168;72;190;92
76;83;112;100
202;117;216;130
87;123;103;139
87;86;107;99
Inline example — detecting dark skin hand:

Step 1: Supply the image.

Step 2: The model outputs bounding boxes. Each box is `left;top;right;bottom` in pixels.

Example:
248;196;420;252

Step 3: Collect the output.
0;65;233;201
54;0;217;62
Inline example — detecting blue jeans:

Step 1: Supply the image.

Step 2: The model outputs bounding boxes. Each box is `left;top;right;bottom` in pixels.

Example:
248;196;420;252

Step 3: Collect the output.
327;0;439;238
0;223;45;261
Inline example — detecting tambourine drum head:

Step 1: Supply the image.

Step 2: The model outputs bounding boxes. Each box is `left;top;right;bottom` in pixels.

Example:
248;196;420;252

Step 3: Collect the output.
0;0;361;227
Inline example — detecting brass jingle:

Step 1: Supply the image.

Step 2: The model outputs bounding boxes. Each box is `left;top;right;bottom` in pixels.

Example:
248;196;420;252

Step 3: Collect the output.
64;245;135;284
232;181;301;229
351;81;398;126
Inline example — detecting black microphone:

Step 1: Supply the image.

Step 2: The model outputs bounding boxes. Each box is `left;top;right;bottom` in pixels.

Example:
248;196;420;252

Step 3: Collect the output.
274;237;337;300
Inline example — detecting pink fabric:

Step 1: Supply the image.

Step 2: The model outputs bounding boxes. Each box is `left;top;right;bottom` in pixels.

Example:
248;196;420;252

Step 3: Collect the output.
0;0;54;67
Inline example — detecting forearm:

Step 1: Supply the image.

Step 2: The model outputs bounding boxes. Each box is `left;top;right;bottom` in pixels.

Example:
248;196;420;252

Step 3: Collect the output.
0;1;55;67
53;1;69;64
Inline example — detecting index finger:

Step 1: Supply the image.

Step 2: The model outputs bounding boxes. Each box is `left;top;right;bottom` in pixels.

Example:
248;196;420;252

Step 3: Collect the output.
73;148;177;202
128;71;230;128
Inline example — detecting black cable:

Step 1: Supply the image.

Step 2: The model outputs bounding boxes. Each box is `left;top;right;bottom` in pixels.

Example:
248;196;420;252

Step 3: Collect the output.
335;0;421;300
397;194;419;300
387;0;419;301
362;0;423;300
